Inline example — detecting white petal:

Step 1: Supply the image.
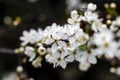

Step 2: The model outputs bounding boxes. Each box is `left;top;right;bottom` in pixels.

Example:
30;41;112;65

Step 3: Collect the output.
87;3;97;11
75;53;87;63
69;36;75;43
45;54;51;60
60;61;67;69
65;55;74;62
105;51;114;58
88;55;97;64
61;51;69;58
92;24;97;32
29;54;36;62
58;41;66;47
67;18;74;24
49;56;57;63
51;43;57;52
71;10;78;19
52;52;60;58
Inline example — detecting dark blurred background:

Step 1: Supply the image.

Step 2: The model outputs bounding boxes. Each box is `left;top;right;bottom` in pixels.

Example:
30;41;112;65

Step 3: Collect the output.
0;0;120;80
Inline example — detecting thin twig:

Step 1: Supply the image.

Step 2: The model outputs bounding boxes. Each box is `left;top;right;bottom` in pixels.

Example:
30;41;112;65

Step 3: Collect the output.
0;48;15;54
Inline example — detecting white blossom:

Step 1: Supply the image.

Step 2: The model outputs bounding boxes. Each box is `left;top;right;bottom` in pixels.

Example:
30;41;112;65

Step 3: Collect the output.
79;62;91;71
84;11;98;23
32;57;42;68
45;52;68;69
45;41;69;69
67;10;81;25
91;19;103;32
65;49;84;63
17;3;120;71
78;49;98;64
38;46;46;56
68;29;89;51
110;24;118;32
112;16;120;26
24;46;36;62
93;29;117;58
20;29;43;46
110;16;120;32
93;29;114;46
87;3;97;11
62;24;78;36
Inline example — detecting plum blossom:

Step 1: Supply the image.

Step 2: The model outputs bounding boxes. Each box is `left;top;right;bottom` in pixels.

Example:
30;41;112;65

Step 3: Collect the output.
67;10;82;25
84;11;98;23
20;29;43;46
24;46;36;62
68;29;89;51
87;3;97;11
93;29;118;58
17;3;120;72
45;41;69;69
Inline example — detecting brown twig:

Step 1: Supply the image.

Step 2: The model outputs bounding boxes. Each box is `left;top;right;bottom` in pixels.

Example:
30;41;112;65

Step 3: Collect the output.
0;48;15;54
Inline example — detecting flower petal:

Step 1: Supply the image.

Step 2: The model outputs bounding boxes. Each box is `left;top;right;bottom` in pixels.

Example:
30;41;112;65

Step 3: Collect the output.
60;60;67;69
29;54;36;62
75;52;87;63
65;55;74;62
88;55;97;64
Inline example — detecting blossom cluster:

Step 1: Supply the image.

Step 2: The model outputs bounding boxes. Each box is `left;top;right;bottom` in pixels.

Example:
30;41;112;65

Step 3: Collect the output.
16;3;120;73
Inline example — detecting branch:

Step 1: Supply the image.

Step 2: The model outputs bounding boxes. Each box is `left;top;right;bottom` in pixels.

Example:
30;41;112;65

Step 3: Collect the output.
0;48;15;54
